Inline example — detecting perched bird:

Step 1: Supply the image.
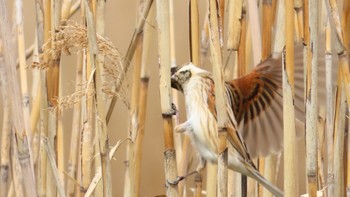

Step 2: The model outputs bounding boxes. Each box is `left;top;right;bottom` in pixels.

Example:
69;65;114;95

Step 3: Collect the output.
170;50;312;197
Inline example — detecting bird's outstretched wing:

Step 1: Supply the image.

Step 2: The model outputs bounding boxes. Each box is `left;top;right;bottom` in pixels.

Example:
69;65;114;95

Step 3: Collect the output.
225;47;306;158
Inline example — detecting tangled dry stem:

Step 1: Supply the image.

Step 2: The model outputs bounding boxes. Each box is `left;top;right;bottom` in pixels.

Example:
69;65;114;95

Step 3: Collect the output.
33;24;129;110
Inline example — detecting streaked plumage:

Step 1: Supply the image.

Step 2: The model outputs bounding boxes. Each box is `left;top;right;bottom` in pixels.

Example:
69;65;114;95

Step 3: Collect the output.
171;40;335;197
171;60;286;196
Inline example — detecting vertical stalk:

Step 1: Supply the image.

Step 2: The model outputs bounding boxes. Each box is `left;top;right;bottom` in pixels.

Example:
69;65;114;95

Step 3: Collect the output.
95;0;106;196
333;75;346;197
317;108;327;191
124;1;143;196
208;0;228;196
324;0;350;194
305;0;319;196
325;22;334;197
237;7;247;76
45;0;61;195
261;0;273;60
10;132;24;197
0;0;37;196
66;52;83;197
272;0;285;56
189;0;200;66
294;5;303;42
135;4;154;197
284;0;298;197
156;0;178;196
0;58;11;197
84;1;112;196
261;1;277;197
227;0;243;51
16;0;32;142
247;0;261;65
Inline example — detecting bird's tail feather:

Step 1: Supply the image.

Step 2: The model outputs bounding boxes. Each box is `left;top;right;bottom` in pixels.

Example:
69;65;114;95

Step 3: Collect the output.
247;166;284;197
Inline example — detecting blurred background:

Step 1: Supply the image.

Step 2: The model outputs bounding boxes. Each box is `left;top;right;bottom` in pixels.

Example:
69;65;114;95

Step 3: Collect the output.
0;0;319;196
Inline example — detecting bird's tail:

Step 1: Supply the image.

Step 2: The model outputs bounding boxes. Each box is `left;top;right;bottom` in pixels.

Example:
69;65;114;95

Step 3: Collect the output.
247;166;284;197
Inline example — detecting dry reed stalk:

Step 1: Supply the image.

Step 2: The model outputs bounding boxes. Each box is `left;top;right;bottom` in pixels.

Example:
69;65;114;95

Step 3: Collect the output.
284;0;298;196
317;108;327;191
31;1;45;159
272;0;285;56
134;74;149;196
247;168;257;197
200;11;209;66
43;137;66;197
235;4;247;197
324;17;334;197
237;7;247;76
262;0;273;60
208;0;228;196
333;74;346;197
233;171;242;197
42;0;58;195
38;70;49;196
343;0;350;51
10;133;24;197
61;0;73;21
106;0;153;123
30;50;42;167
294;0;303;41
189;0;200;66
66;52;83;197
262;155;278;197
134;4;154;197
305;0;319;196
123;7;143;197
94;0;106;196
123;1;149;195
156;0;178;196
0;59;11;197
324;0;350;194
0;0;37;196
227;0;243;51
261;1;277;197
83;1;112;196
247;0;261;65
206;163;218;196
81;52;94;196
342;2;350;192
16;0;32;143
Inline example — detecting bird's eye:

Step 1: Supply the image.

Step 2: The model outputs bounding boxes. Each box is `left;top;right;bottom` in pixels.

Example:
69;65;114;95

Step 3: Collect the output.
180;70;187;75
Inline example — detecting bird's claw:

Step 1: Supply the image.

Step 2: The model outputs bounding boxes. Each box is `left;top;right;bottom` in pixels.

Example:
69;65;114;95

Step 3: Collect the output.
167;176;185;185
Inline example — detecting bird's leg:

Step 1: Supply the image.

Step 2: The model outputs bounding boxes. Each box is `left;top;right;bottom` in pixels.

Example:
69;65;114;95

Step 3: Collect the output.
167;158;206;185
174;121;193;133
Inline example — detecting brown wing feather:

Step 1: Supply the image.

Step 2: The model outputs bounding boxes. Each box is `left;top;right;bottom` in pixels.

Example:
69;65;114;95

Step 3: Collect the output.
227;57;282;125
205;77;252;162
225;57;285;157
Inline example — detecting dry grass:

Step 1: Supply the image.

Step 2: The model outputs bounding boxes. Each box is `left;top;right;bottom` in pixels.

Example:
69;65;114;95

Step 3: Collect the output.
32;24;129;110
0;1;349;197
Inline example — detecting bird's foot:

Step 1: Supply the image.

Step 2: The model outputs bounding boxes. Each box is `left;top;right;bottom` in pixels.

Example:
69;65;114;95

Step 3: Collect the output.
167;170;198;185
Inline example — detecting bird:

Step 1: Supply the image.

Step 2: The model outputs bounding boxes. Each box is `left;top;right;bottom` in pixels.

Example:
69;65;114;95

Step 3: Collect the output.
169;49;313;197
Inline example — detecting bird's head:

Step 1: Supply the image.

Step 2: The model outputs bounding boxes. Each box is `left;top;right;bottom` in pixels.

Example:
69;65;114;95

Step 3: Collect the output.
171;63;210;92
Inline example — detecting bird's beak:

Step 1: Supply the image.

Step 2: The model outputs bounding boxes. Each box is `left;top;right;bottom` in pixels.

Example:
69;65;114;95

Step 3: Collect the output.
171;66;183;92
171;66;179;75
